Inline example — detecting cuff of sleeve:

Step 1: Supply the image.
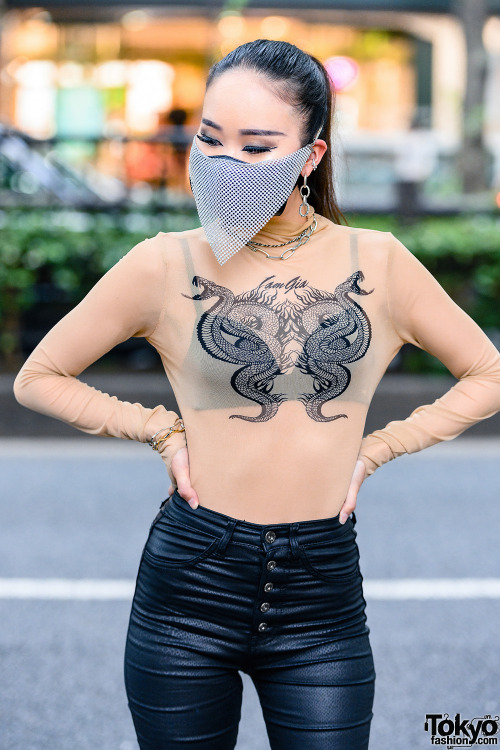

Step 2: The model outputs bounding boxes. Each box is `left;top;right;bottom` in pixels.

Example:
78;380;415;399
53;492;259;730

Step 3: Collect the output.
357;434;399;477
142;405;185;445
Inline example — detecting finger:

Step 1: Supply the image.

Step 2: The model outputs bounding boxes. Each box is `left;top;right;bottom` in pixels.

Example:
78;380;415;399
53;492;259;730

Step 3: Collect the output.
175;471;199;509
339;471;363;524
339;494;357;524
355;458;368;483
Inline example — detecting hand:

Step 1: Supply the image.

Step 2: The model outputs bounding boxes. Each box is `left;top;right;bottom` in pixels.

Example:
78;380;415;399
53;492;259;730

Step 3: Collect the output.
339;459;367;524
165;445;200;509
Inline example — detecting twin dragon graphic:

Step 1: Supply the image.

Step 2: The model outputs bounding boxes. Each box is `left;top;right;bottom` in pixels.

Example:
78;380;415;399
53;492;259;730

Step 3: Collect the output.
182;271;374;423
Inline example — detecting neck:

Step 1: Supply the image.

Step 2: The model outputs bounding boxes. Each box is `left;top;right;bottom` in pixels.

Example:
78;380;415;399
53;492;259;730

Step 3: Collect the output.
251;188;316;244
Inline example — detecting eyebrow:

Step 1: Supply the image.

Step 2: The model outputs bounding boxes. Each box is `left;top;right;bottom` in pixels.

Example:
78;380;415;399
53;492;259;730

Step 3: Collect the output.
201;118;286;136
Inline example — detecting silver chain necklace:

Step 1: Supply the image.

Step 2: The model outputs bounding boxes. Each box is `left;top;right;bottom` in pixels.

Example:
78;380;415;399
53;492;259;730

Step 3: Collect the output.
245;214;317;261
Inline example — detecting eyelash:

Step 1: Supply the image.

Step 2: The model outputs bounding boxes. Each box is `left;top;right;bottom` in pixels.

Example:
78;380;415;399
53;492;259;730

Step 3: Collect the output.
196;133;276;154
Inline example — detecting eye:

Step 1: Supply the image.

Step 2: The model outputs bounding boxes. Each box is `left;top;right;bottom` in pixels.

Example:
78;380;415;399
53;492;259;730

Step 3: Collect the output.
196;132;276;155
243;145;276;154
197;133;220;146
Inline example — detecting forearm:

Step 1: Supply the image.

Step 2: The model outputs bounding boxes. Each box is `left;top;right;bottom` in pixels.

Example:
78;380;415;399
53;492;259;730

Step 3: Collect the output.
13;343;185;447
358;366;500;476
12;234;189;462
360;232;500;478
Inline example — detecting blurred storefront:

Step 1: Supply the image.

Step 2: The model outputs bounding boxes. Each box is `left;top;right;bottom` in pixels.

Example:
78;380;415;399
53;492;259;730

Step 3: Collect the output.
0;2;499;197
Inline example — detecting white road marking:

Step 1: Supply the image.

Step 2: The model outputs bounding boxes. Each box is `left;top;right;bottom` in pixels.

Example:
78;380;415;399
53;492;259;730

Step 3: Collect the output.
363;578;500;599
0;578;500;600
0;578;135;599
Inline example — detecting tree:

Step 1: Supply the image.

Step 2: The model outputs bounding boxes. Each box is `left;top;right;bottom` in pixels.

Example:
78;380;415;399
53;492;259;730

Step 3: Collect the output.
453;0;490;194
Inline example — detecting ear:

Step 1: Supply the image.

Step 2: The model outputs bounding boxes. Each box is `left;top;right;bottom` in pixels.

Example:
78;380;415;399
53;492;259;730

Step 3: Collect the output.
302;139;328;178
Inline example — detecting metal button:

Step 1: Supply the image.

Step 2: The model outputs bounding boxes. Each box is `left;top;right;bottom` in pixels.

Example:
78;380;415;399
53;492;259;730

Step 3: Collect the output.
258;622;268;632
264;582;274;592
260;602;270;612
267;560;276;571
265;530;276;543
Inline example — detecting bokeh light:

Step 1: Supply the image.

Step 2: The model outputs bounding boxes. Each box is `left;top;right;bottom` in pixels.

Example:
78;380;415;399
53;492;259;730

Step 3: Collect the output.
260;16;291;39
324;56;360;92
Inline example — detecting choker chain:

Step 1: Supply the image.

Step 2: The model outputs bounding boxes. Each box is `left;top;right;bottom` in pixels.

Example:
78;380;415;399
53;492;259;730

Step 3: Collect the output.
245;214;317;261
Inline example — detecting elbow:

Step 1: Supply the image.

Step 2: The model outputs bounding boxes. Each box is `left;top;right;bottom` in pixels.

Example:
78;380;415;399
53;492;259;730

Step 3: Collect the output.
12;344;56;409
487;357;500;403
13;367;32;407
13;362;47;409
466;357;500;414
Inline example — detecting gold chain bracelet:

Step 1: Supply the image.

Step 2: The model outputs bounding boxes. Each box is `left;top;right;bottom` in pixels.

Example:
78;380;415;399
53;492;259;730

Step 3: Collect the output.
148;418;185;451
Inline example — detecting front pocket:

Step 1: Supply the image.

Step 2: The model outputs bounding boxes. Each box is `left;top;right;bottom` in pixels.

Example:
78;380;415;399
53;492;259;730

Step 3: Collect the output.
143;518;220;568
298;528;360;582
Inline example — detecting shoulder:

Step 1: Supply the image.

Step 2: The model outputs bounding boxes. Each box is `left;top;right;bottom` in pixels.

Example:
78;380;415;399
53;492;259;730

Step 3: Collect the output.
317;214;398;265
316;213;395;244
106;235;170;293
347;224;420;270
135;227;214;286
145;226;210;262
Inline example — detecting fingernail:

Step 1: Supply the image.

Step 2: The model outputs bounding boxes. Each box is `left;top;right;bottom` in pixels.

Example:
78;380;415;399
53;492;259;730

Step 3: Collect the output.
188;498;198;509
339;513;348;524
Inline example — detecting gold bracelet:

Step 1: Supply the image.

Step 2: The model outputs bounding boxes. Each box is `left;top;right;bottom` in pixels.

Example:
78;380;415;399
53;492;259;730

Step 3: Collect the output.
148;418;185;451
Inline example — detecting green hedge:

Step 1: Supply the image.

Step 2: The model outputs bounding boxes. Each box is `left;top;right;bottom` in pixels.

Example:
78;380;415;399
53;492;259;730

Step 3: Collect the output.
347;212;500;373
349;213;500;326
0;208;200;368
1;208;499;372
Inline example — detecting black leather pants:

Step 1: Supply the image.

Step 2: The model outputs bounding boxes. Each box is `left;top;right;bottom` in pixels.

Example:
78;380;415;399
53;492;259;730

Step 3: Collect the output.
124;489;376;749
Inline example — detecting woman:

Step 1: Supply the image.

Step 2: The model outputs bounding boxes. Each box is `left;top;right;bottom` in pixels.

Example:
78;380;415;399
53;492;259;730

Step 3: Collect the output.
13;39;500;749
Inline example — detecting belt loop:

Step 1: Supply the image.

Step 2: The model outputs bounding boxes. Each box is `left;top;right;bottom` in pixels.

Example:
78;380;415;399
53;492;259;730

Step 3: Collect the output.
289;523;301;559
159;496;170;511
214;519;237;557
150;496;170;528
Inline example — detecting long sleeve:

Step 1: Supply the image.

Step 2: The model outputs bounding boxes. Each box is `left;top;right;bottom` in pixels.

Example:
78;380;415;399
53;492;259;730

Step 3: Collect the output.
13;236;186;455
358;232;500;477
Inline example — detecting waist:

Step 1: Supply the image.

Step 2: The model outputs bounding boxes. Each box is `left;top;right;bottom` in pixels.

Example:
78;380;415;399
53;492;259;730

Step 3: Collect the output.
167;487;357;549
177;408;365;522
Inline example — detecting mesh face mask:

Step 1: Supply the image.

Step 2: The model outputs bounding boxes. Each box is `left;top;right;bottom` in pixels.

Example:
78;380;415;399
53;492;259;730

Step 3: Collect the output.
188;128;321;266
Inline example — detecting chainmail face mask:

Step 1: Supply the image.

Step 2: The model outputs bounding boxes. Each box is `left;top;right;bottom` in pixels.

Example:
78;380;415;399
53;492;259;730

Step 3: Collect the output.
188;130;320;266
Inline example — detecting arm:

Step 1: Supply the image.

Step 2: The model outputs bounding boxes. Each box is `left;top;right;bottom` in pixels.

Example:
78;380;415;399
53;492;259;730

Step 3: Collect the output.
12;236;187;476
358;233;500;477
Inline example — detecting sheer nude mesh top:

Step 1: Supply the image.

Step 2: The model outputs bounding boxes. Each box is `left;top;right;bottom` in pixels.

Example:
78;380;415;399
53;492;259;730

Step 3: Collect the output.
13;207;500;523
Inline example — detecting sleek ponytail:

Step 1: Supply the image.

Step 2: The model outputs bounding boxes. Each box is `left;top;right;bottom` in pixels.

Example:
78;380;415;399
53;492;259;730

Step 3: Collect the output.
205;38;349;226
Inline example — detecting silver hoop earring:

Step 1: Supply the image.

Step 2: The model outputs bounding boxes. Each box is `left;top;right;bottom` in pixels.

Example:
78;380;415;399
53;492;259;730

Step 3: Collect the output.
312;157;317;170
299;173;311;217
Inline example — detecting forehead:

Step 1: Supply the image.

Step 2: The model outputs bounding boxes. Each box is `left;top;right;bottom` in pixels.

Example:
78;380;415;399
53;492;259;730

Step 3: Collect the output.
203;69;298;134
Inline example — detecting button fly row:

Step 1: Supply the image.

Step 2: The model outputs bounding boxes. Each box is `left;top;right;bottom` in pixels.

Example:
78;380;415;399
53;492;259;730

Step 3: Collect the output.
258;530;279;633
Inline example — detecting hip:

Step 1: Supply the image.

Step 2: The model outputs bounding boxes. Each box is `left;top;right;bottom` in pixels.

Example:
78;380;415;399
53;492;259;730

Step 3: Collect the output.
131;489;370;659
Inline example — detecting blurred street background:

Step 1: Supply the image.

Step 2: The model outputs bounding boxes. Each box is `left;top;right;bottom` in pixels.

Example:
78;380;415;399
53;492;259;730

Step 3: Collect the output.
0;0;499;748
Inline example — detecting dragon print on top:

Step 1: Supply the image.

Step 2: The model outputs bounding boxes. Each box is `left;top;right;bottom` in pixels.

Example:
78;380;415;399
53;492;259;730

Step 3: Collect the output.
181;270;374;423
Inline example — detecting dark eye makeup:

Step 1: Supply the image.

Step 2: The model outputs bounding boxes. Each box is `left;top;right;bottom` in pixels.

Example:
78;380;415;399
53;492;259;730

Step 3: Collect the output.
196;132;277;155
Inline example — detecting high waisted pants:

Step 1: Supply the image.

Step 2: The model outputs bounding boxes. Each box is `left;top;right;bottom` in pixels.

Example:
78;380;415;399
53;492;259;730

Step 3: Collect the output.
124;489;376;749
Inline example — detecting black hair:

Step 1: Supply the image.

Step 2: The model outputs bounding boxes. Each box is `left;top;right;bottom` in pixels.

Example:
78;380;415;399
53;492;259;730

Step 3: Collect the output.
205;38;348;226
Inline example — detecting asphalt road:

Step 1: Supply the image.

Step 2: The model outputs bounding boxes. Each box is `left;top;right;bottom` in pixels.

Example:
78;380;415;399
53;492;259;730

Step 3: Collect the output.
0;436;499;750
